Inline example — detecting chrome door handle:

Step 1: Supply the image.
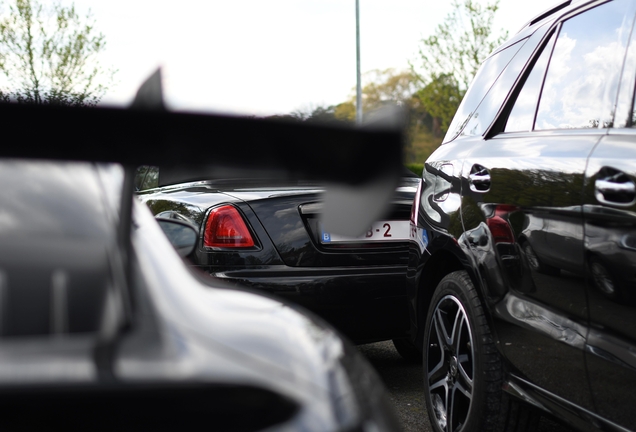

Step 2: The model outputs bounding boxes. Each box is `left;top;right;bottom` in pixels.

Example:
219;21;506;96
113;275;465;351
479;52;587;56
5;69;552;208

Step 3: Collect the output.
595;171;636;206
469;165;491;193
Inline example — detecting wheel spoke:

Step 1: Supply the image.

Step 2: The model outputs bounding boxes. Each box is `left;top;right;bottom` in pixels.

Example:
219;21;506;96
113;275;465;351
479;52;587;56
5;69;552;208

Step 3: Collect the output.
429;374;448;393
454;379;472;400
434;308;452;348
448;381;471;432
450;308;462;349
448;385;456;432
428;359;449;387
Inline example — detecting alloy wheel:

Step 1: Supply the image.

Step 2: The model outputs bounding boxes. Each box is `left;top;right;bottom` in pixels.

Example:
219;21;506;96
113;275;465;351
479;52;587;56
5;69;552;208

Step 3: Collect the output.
426;295;475;432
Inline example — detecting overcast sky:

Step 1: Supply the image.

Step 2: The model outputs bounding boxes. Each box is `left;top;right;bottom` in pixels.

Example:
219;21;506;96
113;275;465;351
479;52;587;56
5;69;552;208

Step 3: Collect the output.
65;0;559;116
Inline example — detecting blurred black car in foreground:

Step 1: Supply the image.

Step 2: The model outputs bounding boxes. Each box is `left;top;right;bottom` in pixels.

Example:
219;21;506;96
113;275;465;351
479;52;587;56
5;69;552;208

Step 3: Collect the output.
136;168;418;352
407;0;636;431
0;96;404;431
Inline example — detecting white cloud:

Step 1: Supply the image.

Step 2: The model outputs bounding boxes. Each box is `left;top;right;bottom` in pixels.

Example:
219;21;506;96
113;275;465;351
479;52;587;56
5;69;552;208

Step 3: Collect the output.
537;35;627;130
53;0;558;115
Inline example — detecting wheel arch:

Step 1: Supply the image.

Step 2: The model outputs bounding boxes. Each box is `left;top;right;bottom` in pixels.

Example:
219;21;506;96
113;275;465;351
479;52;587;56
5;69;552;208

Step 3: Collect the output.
414;245;483;350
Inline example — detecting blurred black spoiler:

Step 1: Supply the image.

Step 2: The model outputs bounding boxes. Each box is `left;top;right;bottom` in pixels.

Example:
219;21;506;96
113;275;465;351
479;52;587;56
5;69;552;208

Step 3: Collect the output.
0;101;403;186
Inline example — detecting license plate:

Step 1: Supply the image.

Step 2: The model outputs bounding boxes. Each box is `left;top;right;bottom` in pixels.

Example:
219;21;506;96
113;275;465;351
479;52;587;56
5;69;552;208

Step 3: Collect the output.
320;221;409;244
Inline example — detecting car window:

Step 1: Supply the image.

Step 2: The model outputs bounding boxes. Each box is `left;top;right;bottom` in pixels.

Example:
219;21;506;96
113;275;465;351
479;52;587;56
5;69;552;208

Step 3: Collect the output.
504;32;557;132
443;41;525;143
624;27;636;127
535;0;636;130
456;31;556;139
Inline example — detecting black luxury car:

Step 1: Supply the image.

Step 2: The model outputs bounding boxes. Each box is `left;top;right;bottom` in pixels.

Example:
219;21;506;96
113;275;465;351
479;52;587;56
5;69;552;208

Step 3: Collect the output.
407;0;636;431
135;169;418;351
0;85;404;431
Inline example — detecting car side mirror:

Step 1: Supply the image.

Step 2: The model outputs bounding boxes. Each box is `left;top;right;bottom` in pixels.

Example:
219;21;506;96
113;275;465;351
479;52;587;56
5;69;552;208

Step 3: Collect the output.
156;218;198;257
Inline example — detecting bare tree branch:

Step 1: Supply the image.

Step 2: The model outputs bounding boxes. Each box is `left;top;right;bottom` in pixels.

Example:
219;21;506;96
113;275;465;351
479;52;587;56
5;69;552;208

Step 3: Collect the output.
0;0;115;106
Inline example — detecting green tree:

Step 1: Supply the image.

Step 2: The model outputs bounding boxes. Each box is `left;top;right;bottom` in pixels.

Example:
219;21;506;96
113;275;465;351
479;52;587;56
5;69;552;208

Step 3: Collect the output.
414;0;508;135
286;69;421;125
354;69;439;163
357;68;419;111
417;73;464;134
0;0;115;106
287;69;439;163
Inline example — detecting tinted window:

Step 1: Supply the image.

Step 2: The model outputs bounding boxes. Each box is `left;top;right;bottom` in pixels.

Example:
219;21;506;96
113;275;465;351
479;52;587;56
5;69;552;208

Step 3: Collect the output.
535;0;636;130
443;41;526;143
505;33;557;132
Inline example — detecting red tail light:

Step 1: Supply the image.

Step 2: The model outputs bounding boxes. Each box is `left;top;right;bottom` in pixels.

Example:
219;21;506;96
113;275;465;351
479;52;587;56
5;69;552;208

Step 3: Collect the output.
487;216;515;244
204;205;255;248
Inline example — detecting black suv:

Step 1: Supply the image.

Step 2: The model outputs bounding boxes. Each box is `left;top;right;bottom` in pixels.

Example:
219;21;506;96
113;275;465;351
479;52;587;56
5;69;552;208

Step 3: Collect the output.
408;0;636;431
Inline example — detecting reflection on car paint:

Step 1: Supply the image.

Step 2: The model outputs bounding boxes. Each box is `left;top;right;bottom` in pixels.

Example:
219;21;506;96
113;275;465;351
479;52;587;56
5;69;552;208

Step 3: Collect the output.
407;1;636;430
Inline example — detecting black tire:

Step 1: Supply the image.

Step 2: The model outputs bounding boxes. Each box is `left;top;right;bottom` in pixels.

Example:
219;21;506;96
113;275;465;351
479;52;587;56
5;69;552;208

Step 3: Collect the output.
392;337;423;363
422;271;538;432
522;242;560;276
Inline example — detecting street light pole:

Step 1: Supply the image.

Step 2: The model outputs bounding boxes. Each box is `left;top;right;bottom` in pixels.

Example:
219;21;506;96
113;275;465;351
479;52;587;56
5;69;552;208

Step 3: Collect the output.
355;0;362;124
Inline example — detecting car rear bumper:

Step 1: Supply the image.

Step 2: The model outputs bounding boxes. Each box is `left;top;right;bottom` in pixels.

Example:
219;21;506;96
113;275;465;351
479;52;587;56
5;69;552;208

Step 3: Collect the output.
206;265;410;344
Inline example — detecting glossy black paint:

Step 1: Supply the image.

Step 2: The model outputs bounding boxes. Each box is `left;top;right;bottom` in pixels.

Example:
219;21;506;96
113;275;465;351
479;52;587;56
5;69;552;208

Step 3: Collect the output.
0;160;400;431
138;176;418;344
407;1;636;431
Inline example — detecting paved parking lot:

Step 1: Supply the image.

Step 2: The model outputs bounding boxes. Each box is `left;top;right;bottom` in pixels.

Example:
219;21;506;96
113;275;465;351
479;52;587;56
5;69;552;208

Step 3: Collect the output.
358;341;428;431
358;341;575;432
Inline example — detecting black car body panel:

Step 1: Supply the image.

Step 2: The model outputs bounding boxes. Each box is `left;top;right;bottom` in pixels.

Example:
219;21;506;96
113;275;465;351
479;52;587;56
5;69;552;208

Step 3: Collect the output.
138;176;418;344
408;1;636;431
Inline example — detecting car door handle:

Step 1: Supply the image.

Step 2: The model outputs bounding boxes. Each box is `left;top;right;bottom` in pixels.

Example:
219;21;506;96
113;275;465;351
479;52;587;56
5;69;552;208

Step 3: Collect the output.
595;179;636;204
469;165;491;193
595;169;636;206
596;179;635;195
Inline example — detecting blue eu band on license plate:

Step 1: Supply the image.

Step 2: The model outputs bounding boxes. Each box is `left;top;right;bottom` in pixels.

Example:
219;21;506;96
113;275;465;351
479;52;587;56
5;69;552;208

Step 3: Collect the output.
320;221;409;244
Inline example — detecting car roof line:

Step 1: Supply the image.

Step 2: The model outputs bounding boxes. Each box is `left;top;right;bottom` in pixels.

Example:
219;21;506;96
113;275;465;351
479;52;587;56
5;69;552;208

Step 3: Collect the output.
518;0;572;32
